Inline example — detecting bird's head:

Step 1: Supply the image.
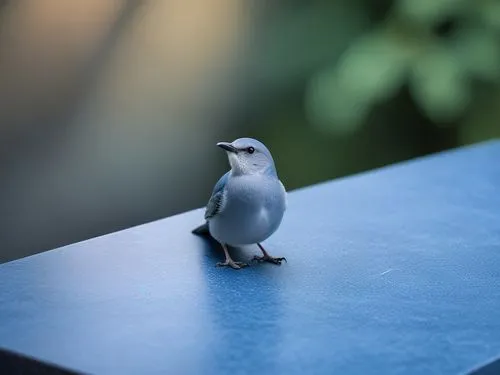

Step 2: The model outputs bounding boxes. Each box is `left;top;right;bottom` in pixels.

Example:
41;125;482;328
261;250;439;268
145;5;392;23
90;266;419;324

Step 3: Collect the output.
217;137;276;176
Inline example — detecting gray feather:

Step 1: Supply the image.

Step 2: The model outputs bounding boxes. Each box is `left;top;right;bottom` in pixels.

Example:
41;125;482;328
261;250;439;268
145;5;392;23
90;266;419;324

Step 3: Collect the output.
205;191;224;219
191;222;210;236
204;171;229;219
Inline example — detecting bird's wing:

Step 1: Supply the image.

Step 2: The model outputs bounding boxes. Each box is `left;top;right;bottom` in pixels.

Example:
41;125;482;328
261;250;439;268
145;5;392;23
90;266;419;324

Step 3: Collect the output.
204;171;229;220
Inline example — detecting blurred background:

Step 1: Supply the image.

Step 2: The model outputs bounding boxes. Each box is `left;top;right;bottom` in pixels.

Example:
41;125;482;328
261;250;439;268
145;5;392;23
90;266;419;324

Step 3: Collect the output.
1;0;499;263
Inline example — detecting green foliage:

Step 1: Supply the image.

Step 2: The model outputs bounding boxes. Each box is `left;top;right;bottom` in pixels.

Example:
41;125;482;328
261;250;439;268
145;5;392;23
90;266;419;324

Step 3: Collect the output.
409;44;470;123
306;0;500;134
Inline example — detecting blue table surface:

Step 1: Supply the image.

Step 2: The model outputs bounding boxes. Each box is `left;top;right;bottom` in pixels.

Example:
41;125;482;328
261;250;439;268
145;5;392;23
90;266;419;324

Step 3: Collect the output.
1;140;500;375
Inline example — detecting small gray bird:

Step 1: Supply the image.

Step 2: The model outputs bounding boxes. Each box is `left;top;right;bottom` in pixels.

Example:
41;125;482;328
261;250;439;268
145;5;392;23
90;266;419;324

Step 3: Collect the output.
192;137;287;269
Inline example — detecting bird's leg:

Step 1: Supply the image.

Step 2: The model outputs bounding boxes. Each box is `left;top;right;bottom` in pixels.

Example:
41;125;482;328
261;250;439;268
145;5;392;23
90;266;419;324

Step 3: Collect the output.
216;244;248;270
252;243;287;265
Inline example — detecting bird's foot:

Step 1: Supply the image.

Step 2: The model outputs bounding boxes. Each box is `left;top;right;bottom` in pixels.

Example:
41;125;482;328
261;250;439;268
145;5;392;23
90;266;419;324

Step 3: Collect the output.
216;260;248;270
252;254;287;265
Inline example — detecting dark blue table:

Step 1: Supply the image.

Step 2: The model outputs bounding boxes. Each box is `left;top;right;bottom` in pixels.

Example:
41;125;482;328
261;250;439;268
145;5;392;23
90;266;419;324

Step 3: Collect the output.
1;140;500;375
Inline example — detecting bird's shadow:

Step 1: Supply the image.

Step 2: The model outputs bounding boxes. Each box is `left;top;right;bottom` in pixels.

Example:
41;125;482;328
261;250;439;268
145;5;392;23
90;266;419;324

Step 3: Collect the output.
193;233;263;266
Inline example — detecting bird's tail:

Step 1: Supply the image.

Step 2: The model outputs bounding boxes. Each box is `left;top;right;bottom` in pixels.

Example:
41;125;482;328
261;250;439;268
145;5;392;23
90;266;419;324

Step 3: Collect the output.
191;222;210;236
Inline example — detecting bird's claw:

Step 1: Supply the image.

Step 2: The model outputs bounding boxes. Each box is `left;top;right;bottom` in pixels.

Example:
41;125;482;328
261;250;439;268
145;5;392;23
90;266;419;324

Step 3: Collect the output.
252;255;287;265
216;260;248;270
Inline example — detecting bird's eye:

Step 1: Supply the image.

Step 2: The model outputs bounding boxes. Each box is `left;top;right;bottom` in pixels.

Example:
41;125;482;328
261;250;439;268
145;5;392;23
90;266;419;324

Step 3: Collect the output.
247;147;255;154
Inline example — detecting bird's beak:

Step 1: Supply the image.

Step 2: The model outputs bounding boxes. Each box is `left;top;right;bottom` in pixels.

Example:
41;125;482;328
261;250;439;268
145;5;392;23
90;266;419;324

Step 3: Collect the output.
217;142;238;153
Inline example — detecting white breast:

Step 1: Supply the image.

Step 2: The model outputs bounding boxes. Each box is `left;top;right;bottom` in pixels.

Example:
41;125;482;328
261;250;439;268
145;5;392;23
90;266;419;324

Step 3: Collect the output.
208;175;286;246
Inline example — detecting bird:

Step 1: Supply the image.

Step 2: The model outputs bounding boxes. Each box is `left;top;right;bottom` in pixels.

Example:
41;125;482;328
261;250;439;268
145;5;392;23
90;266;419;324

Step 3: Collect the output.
192;137;287;269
